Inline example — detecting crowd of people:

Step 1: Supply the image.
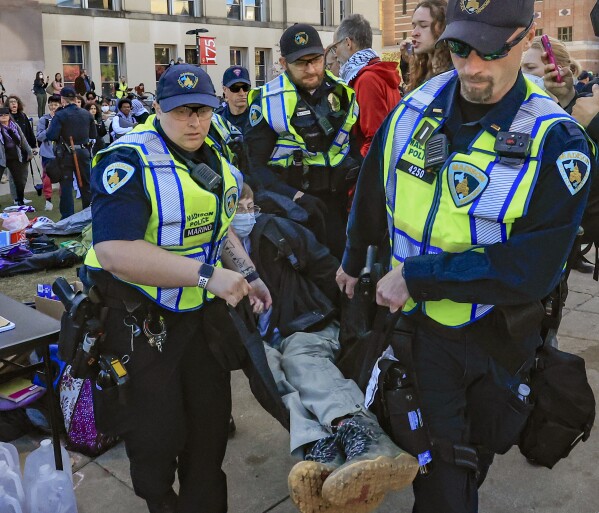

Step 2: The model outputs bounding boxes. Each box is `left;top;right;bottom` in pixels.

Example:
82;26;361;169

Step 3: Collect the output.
1;1;598;512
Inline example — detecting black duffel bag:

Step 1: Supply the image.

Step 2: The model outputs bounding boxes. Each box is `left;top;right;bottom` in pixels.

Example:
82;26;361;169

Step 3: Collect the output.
519;344;595;468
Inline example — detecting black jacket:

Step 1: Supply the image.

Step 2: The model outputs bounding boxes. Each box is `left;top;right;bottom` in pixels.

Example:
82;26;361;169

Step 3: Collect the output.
249;214;340;338
11;111;36;148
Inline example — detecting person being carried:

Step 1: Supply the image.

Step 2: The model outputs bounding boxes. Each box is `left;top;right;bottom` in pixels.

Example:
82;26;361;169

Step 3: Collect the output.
230;184;418;513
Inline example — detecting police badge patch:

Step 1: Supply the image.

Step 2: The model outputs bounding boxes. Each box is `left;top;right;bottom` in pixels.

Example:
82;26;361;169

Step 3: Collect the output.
556;151;591;195
224;186;239;217
102;162;135;194
249;104;263;127
447;161;489;207
460;0;491;15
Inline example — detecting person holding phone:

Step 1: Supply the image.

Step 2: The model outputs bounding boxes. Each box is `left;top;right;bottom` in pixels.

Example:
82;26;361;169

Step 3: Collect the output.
32;71;49;118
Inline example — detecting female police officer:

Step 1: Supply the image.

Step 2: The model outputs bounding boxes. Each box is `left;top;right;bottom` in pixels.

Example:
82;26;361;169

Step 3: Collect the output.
82;64;270;513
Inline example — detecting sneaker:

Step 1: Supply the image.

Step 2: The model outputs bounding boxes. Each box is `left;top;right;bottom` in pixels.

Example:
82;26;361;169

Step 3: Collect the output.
288;435;345;513
13;198;32;205
0;174;7;184
321;414;419;508
44;200;53;211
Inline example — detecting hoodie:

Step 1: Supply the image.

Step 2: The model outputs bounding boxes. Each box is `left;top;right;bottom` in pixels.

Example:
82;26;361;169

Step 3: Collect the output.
350;58;401;157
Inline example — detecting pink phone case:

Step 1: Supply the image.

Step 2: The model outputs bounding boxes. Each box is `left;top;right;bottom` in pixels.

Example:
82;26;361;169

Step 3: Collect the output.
541;35;562;83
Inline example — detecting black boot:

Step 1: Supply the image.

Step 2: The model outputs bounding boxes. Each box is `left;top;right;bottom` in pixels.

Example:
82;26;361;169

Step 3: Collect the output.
146;489;178;513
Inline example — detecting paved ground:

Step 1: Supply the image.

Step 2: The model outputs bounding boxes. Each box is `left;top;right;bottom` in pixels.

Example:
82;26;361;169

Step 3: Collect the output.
3;268;597;513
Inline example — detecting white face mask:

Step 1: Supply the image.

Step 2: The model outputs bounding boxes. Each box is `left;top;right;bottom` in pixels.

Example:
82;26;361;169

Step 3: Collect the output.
523;73;546;90
231;213;256;238
101;105;109;113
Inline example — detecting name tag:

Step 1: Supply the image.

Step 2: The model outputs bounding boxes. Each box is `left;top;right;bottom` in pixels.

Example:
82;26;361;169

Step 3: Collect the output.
396;159;436;184
296;109;311;117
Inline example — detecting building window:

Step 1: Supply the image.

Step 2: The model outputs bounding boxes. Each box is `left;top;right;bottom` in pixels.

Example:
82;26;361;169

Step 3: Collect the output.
61;43;85;88
255;48;269;87
403;31;407;40
340;0;349;21
185;47;197;64
230;48;246;66
99;44;120;99
151;0;195;15
402;0;407;15
58;0;119;7
535;28;543;36
557;26;572;42
57;0;83;5
320;0;333;25
87;0;116;7
227;0;263;21
155;46;174;87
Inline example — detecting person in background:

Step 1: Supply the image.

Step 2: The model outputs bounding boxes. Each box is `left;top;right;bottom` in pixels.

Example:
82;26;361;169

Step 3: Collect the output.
131;98;150;125
576;71;592;93
333;13;401;158
216;66;252;135
36;94;62;211
5;95;37;149
404;0;452;92
33;71;49;118
111;98;136;139
0;106;33;206
74;68;95;96
85;91;98;106
84;102;107;155
521;36;578;90
324;44;341;77
135;83;146;98
115;76;130;99
49;73;64;96
0;76;6;105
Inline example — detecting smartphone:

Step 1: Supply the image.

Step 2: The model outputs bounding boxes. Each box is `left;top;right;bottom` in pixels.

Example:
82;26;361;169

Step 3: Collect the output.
405;42;413;55
541;35;562;83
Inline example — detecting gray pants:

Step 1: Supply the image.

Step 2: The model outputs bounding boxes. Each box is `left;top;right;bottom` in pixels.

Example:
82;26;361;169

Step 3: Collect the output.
264;322;366;456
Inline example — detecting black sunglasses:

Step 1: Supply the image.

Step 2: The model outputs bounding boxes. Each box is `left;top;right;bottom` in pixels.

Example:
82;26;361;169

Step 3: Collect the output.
229;84;250;93
447;18;533;61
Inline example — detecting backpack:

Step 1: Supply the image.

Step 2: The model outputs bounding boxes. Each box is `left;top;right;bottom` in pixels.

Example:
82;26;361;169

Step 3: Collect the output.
518;344;595;468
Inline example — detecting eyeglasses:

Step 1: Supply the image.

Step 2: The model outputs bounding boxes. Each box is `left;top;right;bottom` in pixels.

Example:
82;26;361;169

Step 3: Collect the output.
237;205;261;215
329;37;347;53
447;19;533;61
291;55;325;70
229;84;250;93
169;105;214;121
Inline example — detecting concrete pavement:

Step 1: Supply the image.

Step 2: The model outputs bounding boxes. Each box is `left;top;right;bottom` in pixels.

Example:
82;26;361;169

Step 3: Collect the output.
10;268;599;513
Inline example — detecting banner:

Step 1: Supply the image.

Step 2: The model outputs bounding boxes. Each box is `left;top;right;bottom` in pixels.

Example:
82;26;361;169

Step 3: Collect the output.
199;37;217;65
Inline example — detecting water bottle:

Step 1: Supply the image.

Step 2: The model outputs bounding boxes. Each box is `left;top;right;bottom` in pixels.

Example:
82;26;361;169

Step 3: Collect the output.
23;439;72;491
0;486;22;513
0;462;24;510
28;464;77;513
517;383;531;403
384;364;433;474
0;443;20;478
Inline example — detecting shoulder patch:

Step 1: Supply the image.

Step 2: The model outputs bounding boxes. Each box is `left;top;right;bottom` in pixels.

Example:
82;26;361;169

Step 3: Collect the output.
556;151;591;196
102;162;135;194
224;186;239;218
249;104;263;127
447;161;489;208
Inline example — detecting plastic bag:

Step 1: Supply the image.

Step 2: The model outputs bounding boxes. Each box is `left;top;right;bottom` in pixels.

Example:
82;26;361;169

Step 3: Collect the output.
0;212;29;232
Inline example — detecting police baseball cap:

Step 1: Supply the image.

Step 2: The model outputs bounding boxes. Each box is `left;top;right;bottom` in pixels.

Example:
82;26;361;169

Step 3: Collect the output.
438;0;535;55
156;64;219;112
60;87;77;99
280;23;324;63
223;66;251;88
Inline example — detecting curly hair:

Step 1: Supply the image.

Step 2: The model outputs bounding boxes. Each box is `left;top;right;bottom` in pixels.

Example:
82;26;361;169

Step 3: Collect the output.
406;0;452;92
4;95;24;113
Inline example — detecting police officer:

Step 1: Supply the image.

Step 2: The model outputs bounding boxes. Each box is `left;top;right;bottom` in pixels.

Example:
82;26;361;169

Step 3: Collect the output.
46;86;96;219
245;23;360;259
337;1;595;511
83;64;270;513
216;65;252;135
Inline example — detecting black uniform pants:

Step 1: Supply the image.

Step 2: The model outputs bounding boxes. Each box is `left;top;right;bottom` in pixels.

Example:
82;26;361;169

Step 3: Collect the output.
409;322;539;513
310;190;348;261
93;302;231;513
59;148;91;219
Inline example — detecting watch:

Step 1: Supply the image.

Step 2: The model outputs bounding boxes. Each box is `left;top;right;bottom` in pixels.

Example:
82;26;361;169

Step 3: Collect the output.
197;263;215;289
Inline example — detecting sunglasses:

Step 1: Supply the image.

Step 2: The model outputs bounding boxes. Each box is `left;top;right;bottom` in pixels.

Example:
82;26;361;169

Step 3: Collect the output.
229;84;250;93
447;18;533;61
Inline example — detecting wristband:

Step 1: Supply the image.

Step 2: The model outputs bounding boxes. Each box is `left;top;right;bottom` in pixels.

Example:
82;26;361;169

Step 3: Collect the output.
197;263;215;289
245;270;260;283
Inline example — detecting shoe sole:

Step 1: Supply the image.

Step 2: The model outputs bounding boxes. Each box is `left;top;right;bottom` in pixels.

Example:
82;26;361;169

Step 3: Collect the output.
321;453;419;508
289;461;385;513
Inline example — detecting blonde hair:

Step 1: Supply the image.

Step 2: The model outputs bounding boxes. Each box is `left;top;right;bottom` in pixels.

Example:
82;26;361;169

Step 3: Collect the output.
530;36;573;70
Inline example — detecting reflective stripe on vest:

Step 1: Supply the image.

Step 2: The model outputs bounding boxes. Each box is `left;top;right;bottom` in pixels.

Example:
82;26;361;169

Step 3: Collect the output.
382;70;588;327
247;71;358;168
85;122;242;312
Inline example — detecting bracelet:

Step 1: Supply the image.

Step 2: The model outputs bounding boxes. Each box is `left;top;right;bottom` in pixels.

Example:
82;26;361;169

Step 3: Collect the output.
245;270;260;283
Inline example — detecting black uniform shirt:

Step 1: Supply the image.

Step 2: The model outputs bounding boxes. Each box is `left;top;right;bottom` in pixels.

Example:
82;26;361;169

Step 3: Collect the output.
46;104;97;145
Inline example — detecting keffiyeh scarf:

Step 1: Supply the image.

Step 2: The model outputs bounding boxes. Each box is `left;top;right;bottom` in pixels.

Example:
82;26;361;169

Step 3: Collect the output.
340;48;379;83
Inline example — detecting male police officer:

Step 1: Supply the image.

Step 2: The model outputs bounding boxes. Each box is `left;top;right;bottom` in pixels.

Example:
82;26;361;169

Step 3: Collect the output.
245;23;360;259
216;65;252;135
83;64;270;513
337;1;595;511
46;86;97;219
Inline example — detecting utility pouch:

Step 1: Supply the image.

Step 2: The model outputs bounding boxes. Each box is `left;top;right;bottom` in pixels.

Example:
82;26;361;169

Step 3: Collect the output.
307;167;330;193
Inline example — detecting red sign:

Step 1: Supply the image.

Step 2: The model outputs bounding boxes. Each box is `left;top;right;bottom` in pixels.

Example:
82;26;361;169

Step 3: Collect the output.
199;37;217;65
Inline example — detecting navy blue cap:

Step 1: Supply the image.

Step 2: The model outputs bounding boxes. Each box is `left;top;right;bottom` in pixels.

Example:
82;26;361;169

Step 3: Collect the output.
60;87;77;98
223;66;251;88
156;64;219;112
280;23;324;63
438;0;534;54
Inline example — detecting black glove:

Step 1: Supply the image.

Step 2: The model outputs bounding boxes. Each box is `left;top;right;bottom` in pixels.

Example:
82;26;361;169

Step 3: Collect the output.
295;193;328;244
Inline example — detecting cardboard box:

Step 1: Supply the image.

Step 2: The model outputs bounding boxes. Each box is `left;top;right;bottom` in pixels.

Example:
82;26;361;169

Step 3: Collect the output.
0;229;25;248
34;281;84;321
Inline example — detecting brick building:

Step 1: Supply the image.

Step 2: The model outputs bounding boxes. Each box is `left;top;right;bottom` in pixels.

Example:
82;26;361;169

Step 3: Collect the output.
381;0;599;73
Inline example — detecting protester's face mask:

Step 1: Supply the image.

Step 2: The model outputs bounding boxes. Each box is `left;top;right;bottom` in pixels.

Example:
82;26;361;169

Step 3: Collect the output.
231;213;256;238
101;105;110;113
